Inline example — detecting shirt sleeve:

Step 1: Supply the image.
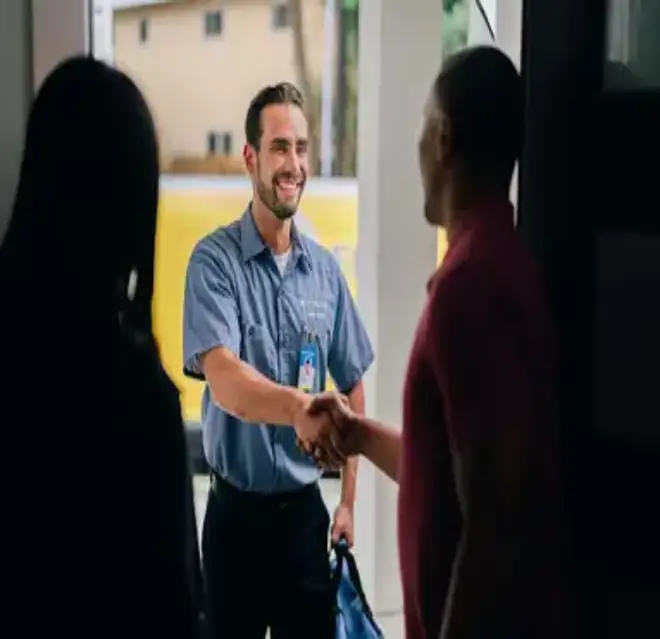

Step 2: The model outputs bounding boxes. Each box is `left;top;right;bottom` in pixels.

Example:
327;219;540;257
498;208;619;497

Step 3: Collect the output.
182;242;240;380
426;267;533;453
327;265;375;393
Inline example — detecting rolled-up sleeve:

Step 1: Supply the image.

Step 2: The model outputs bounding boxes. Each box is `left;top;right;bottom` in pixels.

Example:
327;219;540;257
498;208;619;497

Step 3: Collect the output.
327;266;374;393
182;243;240;380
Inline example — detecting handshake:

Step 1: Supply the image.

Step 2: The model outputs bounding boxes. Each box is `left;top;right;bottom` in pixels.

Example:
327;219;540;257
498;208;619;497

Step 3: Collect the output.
293;391;364;470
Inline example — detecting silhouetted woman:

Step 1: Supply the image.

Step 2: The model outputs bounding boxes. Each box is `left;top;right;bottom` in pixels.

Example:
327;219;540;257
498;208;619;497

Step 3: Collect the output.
0;56;204;636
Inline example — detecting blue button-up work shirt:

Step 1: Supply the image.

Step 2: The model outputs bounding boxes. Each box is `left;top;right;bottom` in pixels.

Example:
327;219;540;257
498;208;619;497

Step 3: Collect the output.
183;208;374;494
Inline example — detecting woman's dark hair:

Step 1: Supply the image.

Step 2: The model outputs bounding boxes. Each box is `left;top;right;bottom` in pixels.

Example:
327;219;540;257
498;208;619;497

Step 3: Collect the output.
1;55;160;332
0;58;206;636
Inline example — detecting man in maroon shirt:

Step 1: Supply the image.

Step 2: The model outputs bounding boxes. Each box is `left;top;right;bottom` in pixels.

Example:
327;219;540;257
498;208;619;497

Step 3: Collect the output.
309;46;566;638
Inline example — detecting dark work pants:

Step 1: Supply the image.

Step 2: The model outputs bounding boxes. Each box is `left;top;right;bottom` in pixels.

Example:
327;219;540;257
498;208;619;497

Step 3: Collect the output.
202;476;334;639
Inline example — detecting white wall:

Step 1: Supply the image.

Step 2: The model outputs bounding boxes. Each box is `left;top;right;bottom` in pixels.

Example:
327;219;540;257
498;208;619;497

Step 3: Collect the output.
0;0;91;243
92;0;115;65
32;0;90;91
495;0;523;68
0;2;31;242
355;0;442;631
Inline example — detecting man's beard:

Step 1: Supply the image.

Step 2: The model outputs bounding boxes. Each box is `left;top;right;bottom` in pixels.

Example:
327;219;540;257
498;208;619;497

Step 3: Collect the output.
423;184;447;227
424;199;434;224
256;167;305;221
424;198;445;227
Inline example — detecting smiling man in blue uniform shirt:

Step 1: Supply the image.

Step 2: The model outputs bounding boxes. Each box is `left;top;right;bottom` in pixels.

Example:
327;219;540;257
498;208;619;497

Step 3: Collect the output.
182;82;374;639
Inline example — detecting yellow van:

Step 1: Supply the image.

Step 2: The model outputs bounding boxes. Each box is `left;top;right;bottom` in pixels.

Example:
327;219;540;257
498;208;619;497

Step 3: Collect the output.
153;176;358;420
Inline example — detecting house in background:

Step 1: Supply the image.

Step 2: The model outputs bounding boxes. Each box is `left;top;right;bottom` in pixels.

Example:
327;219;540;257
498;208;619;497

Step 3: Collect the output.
103;0;326;167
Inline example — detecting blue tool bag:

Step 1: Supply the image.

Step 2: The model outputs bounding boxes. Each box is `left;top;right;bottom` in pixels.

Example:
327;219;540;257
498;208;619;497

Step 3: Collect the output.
331;539;384;639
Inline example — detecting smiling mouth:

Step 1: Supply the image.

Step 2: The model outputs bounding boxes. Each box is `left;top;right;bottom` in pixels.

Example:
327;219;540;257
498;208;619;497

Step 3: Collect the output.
276;178;302;198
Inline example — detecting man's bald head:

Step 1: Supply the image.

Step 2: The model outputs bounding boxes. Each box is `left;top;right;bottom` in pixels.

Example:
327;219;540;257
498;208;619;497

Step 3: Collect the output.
419;46;523;226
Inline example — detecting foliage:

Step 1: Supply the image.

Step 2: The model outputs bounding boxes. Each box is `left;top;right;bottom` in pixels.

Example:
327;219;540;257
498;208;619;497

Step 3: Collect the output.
443;0;469;57
332;0;470;176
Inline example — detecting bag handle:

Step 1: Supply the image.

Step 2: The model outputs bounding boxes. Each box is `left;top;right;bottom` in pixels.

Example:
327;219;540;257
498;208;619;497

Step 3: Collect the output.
331;539;346;595
331;538;379;628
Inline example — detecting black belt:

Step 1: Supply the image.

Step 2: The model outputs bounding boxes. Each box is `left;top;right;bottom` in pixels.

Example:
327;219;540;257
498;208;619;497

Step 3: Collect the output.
209;472;318;509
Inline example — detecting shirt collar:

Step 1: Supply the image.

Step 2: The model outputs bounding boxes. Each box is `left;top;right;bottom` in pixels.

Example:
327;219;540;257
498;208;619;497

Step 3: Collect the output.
239;204;313;271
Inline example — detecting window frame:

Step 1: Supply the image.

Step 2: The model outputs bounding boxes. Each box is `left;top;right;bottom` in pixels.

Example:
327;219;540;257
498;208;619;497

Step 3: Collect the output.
204;10;224;38
271;1;291;31
207;131;233;156
138;17;148;44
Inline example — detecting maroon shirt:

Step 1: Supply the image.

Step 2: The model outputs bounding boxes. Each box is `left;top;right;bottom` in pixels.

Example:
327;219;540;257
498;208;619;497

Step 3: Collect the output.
397;200;565;639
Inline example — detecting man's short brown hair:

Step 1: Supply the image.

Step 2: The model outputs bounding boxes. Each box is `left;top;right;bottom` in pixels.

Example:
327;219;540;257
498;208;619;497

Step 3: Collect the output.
244;82;304;149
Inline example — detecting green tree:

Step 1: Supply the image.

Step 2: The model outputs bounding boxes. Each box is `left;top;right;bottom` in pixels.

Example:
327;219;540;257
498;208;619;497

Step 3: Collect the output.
443;0;469;57
335;3;359;176
290;0;321;173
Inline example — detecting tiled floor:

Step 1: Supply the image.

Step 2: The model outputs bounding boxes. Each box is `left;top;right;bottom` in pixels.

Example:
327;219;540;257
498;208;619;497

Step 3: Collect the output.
192;476;404;638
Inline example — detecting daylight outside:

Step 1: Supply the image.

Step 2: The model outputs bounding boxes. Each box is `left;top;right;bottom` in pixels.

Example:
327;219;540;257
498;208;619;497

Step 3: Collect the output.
90;0;476;634
91;0;474;458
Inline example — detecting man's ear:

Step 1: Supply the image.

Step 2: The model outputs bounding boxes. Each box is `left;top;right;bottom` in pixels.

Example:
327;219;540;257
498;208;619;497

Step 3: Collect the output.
243;143;255;174
438;116;454;164
428;134;449;191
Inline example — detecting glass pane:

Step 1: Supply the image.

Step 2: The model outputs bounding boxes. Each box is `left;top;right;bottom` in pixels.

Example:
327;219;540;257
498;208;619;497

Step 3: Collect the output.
605;0;660;89
468;0;496;47
90;0;361;428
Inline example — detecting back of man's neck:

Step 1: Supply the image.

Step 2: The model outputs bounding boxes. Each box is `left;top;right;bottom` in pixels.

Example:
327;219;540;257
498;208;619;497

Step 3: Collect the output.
445;189;510;242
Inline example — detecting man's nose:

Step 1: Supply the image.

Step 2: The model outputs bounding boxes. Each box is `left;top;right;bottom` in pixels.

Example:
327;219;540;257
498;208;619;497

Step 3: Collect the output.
283;149;300;174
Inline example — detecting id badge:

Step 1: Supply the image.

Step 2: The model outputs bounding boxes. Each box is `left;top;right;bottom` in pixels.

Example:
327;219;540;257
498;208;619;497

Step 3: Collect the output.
297;334;318;394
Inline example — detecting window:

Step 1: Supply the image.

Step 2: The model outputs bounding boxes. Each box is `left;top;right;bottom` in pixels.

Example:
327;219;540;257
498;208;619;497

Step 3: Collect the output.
90;0;362;484
138;18;148;44
207;131;233;156
271;2;290;30
204;10;223;37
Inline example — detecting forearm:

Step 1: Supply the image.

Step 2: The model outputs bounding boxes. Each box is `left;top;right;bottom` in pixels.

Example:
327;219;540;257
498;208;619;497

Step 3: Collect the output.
202;348;306;426
340;456;358;505
355;417;402;483
340;384;365;506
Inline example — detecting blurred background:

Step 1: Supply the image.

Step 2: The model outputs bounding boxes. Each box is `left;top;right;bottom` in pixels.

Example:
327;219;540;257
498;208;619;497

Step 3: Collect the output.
90;0;473;470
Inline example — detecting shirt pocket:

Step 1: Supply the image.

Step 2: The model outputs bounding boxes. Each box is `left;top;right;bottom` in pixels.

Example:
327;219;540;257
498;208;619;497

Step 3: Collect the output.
240;322;277;380
299;297;336;389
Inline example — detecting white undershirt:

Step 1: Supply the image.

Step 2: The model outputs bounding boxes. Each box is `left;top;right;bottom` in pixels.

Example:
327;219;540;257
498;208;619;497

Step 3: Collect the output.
272;249;291;276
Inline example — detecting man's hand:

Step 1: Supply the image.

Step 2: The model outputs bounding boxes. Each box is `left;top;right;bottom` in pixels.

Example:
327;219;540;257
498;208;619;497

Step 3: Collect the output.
307;392;365;465
331;503;355;548
292;394;345;469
